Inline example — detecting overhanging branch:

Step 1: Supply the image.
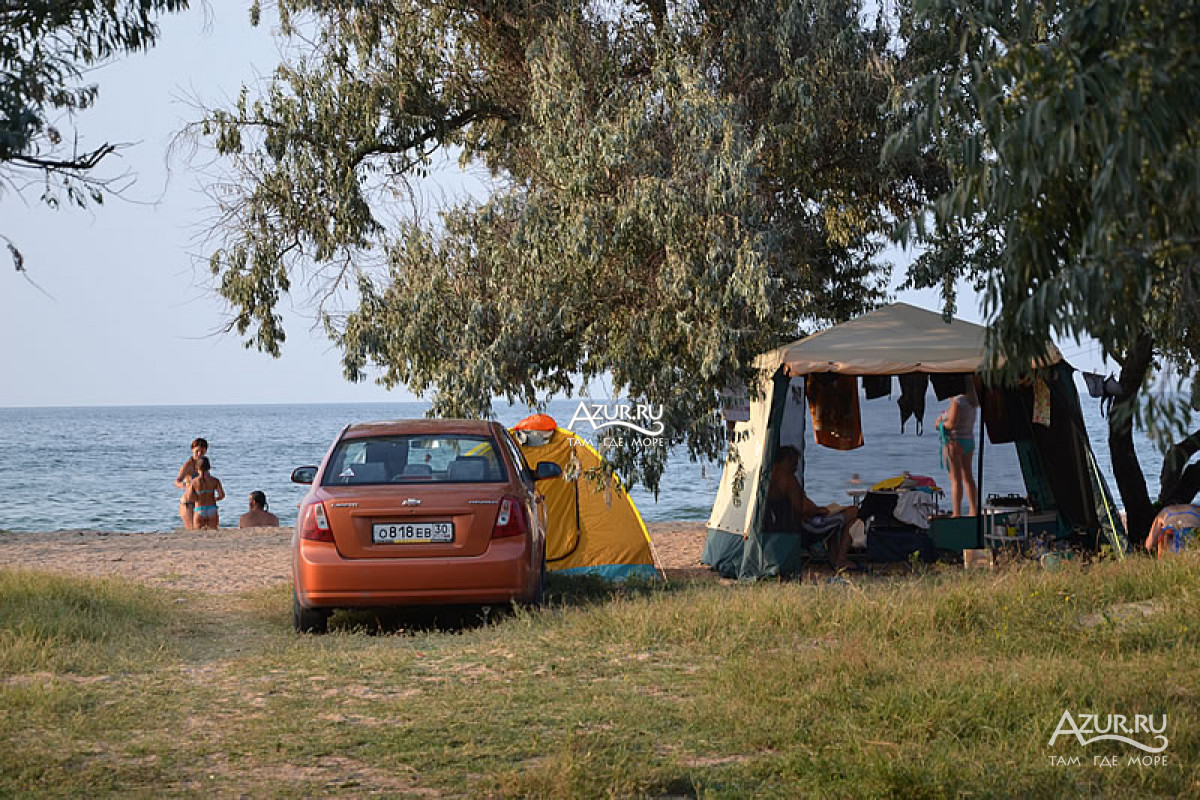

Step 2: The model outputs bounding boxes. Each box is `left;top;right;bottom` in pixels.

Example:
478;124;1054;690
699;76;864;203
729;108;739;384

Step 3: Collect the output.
9;143;119;173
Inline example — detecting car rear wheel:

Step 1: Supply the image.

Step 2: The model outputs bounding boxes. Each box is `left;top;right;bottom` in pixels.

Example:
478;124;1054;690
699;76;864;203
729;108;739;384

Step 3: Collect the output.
293;592;330;634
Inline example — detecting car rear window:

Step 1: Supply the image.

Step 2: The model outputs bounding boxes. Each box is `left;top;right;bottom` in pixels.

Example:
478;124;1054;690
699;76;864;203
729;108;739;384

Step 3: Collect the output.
322;434;507;486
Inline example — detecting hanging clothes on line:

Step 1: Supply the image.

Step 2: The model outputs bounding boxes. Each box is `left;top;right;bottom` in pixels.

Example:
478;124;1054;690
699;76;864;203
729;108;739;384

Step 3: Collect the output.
931;373;971;401
897;373;929;434
808;373;864;450
1033;375;1052;427
1082;372;1125;418
863;375;892;400
980;384;1017;444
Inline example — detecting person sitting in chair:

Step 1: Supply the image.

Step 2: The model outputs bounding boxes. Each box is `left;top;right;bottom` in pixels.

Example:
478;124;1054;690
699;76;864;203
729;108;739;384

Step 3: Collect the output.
767;445;858;571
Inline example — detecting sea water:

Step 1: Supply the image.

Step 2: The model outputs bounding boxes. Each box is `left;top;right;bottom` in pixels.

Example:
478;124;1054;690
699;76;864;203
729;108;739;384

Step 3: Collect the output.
0;393;1162;532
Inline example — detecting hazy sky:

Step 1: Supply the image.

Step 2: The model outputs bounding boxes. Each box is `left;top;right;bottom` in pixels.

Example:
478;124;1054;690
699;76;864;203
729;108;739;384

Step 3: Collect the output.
0;2;1108;409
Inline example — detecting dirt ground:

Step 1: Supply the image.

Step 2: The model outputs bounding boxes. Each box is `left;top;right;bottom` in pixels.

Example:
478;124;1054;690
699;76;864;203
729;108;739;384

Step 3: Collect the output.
0;521;712;594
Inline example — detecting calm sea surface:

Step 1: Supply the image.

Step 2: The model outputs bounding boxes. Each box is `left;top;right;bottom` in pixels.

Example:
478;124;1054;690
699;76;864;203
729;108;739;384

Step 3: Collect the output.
0;394;1161;533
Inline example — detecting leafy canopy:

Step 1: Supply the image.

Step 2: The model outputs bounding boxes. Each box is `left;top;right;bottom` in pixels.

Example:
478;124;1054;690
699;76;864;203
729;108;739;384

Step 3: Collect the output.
201;1;943;490
893;0;1200;393
0;0;189;268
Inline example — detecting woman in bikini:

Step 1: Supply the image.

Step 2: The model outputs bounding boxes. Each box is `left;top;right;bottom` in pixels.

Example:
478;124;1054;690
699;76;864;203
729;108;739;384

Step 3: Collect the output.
174;437;208;529
936;387;979;517
185;456;226;530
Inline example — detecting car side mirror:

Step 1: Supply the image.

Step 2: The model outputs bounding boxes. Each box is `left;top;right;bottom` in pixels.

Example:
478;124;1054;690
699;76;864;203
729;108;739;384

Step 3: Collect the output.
534;461;562;481
291;466;318;485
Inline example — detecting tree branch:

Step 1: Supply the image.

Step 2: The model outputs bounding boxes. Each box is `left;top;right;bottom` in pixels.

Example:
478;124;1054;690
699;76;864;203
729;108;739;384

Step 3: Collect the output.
1;233;55;299
8;144;118;173
1170;462;1200;506
1160;429;1200;504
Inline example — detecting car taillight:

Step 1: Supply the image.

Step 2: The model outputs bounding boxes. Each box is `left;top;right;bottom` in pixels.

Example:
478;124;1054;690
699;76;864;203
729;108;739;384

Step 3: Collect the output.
492;497;529;539
299;501;334;542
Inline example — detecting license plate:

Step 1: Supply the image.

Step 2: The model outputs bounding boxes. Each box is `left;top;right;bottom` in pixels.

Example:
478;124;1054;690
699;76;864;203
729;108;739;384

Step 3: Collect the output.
372;522;454;544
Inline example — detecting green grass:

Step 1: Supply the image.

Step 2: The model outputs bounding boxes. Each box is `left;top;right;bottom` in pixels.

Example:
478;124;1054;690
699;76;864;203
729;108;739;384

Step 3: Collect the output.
0;569;185;674
2;556;1198;798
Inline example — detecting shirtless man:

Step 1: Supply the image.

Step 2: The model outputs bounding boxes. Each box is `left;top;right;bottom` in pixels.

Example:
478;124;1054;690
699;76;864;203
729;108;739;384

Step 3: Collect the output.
174;437;208;530
185;457;225;530
767;445;859;570
239;491;280;528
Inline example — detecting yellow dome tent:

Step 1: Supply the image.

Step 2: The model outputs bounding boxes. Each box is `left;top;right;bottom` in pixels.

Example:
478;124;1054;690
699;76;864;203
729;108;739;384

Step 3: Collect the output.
513;415;661;580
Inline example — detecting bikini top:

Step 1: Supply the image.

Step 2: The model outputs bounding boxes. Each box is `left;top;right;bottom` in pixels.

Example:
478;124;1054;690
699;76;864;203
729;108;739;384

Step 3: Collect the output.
192;482;217;504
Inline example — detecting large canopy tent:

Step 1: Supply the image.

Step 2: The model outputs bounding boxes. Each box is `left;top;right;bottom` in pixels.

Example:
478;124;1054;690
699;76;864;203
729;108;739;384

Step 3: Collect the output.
703;303;1127;580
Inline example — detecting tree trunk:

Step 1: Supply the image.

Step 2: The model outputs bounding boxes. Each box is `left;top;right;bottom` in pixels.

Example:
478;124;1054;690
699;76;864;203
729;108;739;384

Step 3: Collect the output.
1107;333;1156;545
643;0;667;32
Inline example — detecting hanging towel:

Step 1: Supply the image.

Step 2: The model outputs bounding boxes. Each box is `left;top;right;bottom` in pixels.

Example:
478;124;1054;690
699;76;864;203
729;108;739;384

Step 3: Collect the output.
1082;372;1106;398
980;384;1016;444
1033;376;1052;427
808;373;864;450
897;373;929;434
937;420;952;469
863;375;892;400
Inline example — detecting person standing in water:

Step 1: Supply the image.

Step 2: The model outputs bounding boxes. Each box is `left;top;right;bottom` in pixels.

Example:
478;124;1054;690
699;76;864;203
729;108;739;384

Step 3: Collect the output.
185;457;225;530
936;386;979;517
174;437;208;530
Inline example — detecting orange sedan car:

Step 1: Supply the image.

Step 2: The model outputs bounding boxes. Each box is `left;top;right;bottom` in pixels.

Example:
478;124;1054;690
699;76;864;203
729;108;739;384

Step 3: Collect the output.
289;419;561;633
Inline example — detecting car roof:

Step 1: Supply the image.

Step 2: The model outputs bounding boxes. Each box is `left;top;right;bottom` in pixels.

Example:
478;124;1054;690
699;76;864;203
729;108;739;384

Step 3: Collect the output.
340;419;501;440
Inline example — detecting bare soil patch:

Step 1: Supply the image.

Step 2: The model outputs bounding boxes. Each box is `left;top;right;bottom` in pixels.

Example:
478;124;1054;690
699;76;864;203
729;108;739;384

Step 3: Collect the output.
0;522;712;593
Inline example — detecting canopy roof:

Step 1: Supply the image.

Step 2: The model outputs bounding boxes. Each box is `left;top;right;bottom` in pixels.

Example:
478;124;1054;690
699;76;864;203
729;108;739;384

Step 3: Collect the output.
759;302;1063;376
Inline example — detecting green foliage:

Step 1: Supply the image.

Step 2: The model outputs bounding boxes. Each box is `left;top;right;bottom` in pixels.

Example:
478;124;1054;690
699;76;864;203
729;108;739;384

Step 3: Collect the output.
896;0;1199;370
891;0;1200;512
0;0;189;267
200;1;943;491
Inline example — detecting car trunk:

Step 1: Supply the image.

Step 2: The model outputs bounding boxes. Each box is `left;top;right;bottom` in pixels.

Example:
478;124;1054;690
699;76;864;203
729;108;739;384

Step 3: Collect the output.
322;484;506;559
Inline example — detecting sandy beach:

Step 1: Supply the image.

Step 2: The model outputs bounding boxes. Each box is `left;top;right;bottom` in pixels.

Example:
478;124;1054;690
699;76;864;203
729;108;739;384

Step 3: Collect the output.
0;521;712;593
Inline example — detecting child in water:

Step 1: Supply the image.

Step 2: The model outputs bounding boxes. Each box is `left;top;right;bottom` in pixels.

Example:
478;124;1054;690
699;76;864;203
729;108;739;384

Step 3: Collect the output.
185;457;226;530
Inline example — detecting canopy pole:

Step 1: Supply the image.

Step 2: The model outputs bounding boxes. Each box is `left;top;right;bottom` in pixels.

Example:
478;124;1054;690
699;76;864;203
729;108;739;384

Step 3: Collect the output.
976;379;986;548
